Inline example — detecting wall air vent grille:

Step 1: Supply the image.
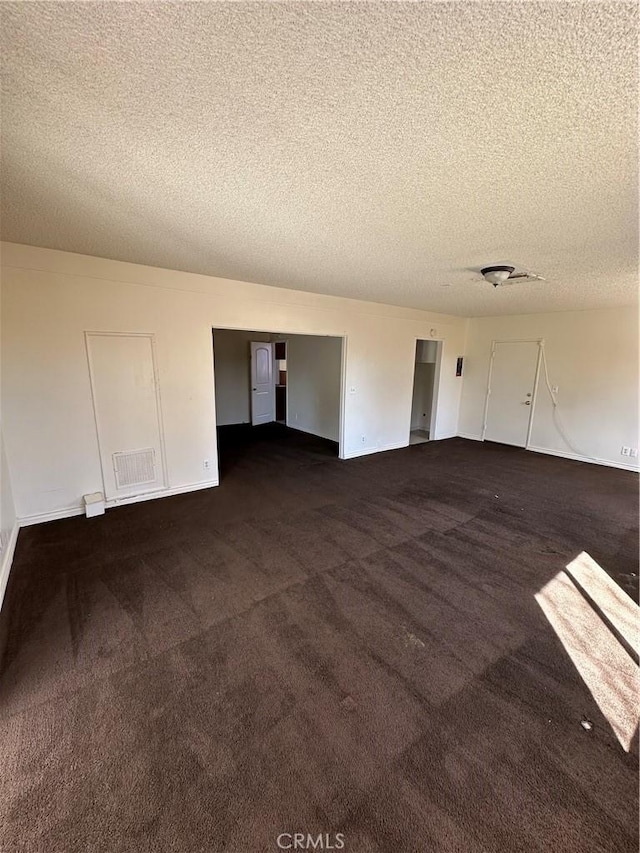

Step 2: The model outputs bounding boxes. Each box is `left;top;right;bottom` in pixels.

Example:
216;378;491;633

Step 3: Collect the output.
112;448;156;489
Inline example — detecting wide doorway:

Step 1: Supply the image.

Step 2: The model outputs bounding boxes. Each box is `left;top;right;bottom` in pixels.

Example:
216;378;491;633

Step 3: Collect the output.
212;329;345;477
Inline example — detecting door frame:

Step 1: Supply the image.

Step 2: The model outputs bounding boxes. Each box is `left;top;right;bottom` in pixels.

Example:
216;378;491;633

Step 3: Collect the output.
84;330;168;501
429;340;443;439
481;338;544;448
211;325;347;461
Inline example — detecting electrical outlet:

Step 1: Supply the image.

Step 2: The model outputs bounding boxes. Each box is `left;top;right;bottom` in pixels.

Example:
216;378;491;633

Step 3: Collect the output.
621;446;631;457
361;435;366;443
630;448;639;458
203;459;210;470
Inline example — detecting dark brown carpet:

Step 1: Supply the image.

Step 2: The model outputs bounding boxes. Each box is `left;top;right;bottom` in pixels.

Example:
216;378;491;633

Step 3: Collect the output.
1;427;638;853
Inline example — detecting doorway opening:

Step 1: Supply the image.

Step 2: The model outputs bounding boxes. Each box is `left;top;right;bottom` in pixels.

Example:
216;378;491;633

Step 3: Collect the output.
409;339;442;445
212;329;345;478
275;341;287;424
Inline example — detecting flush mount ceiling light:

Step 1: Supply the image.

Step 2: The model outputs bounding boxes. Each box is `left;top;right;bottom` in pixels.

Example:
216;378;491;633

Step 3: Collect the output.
478;265;547;288
480;265;515;286
440;265;548;289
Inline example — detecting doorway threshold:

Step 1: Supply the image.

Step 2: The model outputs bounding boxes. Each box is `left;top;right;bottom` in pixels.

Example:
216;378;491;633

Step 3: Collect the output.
409;430;430;445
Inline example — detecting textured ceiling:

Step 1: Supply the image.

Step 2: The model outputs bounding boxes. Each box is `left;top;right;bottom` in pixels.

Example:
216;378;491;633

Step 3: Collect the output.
1;1;637;317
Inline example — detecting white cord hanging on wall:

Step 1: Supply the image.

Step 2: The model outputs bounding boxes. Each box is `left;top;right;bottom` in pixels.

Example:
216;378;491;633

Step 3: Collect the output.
539;343;599;462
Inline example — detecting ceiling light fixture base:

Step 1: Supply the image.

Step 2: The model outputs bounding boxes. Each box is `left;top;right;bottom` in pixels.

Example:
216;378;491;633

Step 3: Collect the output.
480;265;515;287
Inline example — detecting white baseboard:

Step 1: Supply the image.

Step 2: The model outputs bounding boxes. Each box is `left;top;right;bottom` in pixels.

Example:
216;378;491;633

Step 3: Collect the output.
105;479;218;509
17;479;219;527
342;432;462;461
341;441;408;460
18;505;86;526
456;435;638;472
0;522;20;616
527;445;639;472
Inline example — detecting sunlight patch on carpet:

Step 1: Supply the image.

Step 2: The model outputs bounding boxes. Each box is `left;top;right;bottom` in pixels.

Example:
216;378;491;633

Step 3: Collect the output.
536;552;639;752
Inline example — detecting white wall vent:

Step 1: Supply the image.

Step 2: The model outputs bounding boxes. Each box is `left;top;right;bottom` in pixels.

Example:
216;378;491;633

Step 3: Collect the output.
112;448;156;489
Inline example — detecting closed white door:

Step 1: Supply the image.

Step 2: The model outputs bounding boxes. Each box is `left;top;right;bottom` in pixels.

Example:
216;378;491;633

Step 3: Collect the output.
484;341;540;447
86;333;166;499
250;341;275;426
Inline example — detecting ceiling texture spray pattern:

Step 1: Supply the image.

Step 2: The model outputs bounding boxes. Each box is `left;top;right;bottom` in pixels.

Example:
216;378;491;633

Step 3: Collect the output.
1;1;637;316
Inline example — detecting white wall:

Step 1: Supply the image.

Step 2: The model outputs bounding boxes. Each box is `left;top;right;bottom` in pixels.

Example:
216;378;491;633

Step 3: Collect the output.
212;329;270;426
286;335;342;442
1;243;468;522
458;307;639;471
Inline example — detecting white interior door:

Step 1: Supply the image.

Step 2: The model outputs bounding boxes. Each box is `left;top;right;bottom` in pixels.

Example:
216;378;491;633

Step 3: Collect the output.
86;333;166;499
484;341;540;447
250;341;275;426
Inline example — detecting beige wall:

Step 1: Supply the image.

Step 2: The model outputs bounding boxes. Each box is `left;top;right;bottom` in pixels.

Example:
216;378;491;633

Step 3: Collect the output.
1;243;467;521
286;335;342;443
458;307;639;470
